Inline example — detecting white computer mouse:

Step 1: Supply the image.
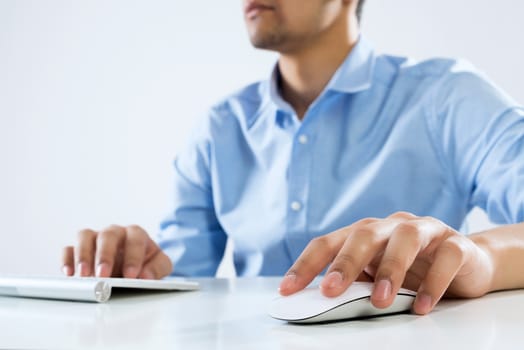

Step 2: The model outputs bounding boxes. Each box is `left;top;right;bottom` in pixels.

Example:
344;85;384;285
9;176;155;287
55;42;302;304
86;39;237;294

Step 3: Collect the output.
269;281;416;324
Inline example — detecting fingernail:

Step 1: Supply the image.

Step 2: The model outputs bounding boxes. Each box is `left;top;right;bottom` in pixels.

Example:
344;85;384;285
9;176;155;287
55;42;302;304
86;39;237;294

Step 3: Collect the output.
374;279;392;301
279;273;297;292
322;271;344;289
78;262;90;276
124;266;139;278
416;293;433;314
62;265;72;276
140;269;154;280
96;263;110;277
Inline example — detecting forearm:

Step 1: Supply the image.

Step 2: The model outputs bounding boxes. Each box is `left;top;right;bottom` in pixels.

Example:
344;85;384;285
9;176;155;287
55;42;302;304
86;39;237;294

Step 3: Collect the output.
470;222;524;292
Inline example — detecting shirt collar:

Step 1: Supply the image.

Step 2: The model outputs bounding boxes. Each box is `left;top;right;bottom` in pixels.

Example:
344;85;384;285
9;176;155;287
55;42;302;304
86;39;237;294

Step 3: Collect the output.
264;36;376;117
326;36;376;93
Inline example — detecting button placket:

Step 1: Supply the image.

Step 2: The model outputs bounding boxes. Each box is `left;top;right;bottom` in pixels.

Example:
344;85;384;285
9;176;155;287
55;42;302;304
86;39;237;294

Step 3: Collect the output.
286;128;315;232
298;134;308;145
290;201;302;211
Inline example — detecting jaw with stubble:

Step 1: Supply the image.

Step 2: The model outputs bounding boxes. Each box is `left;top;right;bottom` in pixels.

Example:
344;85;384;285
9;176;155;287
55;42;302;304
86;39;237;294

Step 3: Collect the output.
243;1;289;50
243;0;348;53
248;24;286;50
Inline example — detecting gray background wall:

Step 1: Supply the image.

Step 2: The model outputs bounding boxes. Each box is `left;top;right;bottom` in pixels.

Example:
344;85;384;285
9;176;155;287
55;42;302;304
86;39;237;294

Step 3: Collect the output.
1;0;522;276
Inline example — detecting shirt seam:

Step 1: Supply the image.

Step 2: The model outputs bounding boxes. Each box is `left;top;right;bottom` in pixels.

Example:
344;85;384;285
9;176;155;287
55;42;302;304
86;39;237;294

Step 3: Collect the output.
427;77;466;200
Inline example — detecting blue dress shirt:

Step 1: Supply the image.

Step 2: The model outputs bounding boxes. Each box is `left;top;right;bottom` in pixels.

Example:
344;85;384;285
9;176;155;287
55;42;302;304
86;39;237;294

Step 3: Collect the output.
157;37;524;277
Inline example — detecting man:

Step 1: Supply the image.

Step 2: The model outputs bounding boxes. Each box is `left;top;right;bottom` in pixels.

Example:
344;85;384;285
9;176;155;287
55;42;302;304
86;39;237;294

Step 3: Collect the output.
62;0;524;315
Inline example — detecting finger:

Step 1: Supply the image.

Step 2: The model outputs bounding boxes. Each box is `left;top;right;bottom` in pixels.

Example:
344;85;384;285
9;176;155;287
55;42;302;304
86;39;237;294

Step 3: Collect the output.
371;219;451;308
362;252;384;278
76;229;98;277
401;258;431;291
138;250;173;280
95;225;126;277
62;246;75;276
387;211;418;220
279;229;349;296
122;225;149;278
412;235;468;315
320;220;397;297
355;271;373;282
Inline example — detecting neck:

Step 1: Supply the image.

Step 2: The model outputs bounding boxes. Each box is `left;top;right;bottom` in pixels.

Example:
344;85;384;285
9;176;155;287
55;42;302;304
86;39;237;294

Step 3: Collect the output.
278;19;359;120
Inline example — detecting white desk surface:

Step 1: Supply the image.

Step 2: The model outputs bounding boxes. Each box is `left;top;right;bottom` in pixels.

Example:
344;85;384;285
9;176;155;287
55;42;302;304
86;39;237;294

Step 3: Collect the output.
0;277;522;350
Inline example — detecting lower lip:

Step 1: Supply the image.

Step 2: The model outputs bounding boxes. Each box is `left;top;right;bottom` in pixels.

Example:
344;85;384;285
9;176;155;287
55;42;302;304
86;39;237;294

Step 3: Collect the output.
246;7;273;18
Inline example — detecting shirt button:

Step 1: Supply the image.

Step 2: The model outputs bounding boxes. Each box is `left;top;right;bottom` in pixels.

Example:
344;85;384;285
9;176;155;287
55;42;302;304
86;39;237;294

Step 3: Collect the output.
290;201;302;211
298;134;308;145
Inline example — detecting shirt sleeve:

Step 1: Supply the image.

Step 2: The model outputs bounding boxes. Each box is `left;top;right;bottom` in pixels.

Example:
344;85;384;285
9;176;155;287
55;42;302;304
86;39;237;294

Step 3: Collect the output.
156;111;227;277
431;64;524;224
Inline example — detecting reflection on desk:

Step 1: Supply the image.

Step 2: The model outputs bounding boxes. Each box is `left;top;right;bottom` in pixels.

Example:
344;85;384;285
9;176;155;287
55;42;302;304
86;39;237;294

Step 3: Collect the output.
0;277;522;349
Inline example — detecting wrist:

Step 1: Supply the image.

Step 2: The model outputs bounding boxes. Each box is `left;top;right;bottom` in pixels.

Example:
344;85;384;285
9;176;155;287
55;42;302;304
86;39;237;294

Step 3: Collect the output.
469;233;498;293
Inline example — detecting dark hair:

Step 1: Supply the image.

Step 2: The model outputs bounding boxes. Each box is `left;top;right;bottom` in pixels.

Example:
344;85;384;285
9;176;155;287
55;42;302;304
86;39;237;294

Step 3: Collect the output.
356;0;366;22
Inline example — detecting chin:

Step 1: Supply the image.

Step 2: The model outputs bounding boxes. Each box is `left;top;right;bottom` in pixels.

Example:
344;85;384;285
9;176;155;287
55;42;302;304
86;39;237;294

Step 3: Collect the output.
247;30;284;51
249;36;271;49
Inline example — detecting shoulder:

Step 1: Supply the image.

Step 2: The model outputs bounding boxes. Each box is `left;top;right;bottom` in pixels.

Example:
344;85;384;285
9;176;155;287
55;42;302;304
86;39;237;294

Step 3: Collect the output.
377;53;478;85
208;81;269;129
186;80;269;147
376;53;517;110
389;55;510;99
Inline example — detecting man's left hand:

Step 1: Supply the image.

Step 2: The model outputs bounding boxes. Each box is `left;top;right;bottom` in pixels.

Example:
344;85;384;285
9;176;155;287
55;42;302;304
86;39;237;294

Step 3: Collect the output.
279;211;494;315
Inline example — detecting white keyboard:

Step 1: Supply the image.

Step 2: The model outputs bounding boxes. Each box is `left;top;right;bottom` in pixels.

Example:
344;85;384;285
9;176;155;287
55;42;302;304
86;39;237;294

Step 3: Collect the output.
0;275;199;302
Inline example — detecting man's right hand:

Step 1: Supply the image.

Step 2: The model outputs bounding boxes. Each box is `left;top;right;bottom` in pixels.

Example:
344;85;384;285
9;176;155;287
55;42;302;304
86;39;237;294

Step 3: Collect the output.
62;225;173;279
